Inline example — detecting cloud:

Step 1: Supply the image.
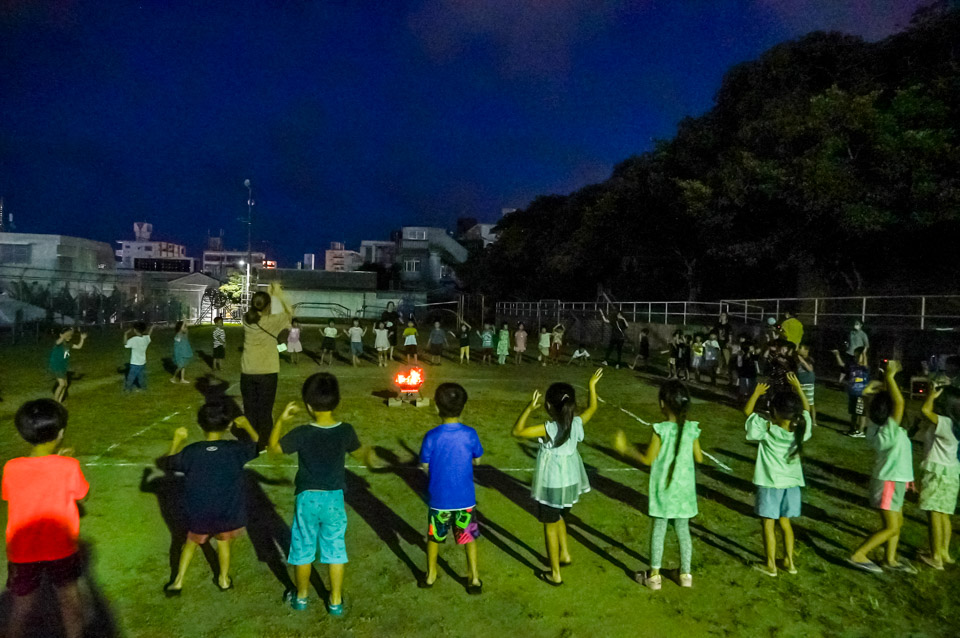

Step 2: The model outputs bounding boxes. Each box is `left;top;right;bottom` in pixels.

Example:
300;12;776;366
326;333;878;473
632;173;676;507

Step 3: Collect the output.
757;0;932;41
407;0;631;79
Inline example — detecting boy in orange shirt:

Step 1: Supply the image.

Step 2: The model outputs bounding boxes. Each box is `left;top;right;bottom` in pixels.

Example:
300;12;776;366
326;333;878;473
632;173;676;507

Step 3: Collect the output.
2;399;89;638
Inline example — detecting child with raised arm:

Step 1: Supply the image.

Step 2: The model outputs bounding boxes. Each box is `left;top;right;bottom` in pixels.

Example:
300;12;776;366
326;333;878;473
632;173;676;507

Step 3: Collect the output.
320;320;339;365
418;383;484;594
796;342;817;425
451;322;471;365
613;380;703;590
212;316;226;371
171;321;193;384
917;386;960;570
513;322;528;365
428;320;447;366
848;361;917;574
743;373;812;577
403;319;420;365
374;321;391;367
629;327;650;371
343;318;367;367
159;406;260;594
832;346;870;438
550;323;565;364
477;323;494;365
269;373;372;615
512;369;602;585
49;327;87;403
3;400;89;638
537;326;551;367
123;321;154;392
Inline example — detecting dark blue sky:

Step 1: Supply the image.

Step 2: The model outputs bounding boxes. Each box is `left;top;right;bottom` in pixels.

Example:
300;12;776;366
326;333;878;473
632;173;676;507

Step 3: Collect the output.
0;0;927;265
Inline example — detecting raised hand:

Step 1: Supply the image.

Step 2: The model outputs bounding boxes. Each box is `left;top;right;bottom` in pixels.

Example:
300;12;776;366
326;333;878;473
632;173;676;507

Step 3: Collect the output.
590;368;604;387
173;427;189;441
613;430;629;455
886;360;902;376
754;382;770;396
529;389;542;410
786;372;801;389
280;401;300;421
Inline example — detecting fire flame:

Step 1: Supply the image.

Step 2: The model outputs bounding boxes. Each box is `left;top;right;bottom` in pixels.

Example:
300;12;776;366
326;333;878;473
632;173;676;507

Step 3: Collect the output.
395;367;425;391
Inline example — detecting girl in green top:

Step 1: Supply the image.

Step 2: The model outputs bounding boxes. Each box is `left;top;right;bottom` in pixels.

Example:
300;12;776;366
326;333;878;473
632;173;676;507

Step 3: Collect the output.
848;361;917;574
513;369;602;586
743;373;812;577
496;322;510;365
917;385;960;570
614;381;703;591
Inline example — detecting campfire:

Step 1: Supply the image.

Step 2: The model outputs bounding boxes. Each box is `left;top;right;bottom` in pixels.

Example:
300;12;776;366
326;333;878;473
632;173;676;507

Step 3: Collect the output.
389;367;429;407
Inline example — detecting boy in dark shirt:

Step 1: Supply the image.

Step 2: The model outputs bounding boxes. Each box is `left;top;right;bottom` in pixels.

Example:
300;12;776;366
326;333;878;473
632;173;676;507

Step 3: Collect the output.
269;373;372;615
418;383;484;594
160;404;259;594
832;346;871;437
737;341;759;400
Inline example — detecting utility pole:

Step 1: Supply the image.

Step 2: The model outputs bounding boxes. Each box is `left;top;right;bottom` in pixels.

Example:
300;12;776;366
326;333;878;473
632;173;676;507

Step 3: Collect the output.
242;179;254;308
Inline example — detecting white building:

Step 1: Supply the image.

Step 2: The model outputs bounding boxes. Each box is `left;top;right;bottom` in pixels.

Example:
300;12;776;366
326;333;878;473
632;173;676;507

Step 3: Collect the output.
202;249;266;279
359;240;396;269
0;232;117;295
115;222;194;273
325;242;363;272
397;226;467;289
463;223;498;248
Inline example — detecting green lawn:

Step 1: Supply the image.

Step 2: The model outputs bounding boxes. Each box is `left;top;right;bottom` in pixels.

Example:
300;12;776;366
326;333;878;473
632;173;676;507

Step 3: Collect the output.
0;326;955;637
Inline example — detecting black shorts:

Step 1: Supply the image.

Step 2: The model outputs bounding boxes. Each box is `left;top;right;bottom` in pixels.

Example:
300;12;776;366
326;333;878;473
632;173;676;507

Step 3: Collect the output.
213;345;225;359
322;337;336;351
429;343;443;356
849;395;866;417
7;553;82;597
405;344;418;355
537;503;571;524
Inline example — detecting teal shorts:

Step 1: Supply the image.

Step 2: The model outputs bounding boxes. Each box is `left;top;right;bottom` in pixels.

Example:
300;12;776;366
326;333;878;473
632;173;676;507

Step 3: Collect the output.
755;486;802;519
288;490;348;565
919;467;960;515
869;479;906;512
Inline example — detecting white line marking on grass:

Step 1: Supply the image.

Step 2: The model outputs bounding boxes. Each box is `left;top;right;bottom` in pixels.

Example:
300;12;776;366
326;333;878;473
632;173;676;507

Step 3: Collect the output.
80;459;645;473
87;410;181;464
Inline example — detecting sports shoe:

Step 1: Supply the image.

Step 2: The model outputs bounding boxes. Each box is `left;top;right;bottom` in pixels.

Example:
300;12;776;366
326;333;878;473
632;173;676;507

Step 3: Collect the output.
283;590;308;611
847;431;866;439
640;572;661;591
679;573;692;588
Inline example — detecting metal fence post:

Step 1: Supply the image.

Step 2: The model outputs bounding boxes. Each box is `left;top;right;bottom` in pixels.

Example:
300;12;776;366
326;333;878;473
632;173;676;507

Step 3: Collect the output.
861;297;867;323
921;296;926;330
813;298;819;326
682;302;687;325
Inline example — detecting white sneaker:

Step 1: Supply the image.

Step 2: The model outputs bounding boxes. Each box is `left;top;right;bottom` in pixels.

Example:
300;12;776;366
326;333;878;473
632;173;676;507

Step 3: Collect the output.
679;573;692;588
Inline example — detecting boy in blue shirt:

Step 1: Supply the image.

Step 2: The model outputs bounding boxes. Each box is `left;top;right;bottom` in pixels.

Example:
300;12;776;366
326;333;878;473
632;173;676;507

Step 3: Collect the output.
269;373;372;616
832;346;870;437
418;383;484;594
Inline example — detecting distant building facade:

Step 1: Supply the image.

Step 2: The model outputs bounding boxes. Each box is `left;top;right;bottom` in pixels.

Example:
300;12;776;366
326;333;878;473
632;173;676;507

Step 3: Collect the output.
325;242;363;272
0;231;117;295
396;226;467;290
202;249;266;279
359;240;396;269
115;223;194;273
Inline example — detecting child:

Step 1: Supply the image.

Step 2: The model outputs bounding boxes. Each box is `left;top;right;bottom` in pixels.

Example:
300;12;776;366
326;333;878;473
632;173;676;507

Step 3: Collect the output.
848;360;917;574
663;331;681;379
403;320;419;365
451;323;471;365
796;343;817;425
123;321;154;392
49;327;87;403
374;321;391;367
512;369;602;585
568;344;591;366
737;341;760;400
701;332;721;385
269;373;371;614
550;323;565;364
690;335;704;381
418;383;483;594
171;321;193;384
613;381;702;590
159;406;260;594
831;346;870;437
629;327;650;371
537;326;551;367
320;320;339;365
477;323;494;365
343;318;367;367
743;374;812;577
428;321;447;366
496;322;510;365
212;316;226;371
766;340;796;394
729;335;745;386
677;335;691;381
917;386;960;570
514;322;528;365
287;319;303;365
3;399;89;638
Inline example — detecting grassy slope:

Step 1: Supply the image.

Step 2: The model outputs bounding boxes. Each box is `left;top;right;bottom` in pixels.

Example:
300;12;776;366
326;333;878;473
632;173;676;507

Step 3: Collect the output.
0;326;955;638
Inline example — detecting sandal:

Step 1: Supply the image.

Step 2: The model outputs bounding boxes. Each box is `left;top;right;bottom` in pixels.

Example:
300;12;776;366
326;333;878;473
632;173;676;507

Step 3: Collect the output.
919;553;945;571
283;590;308;611
885;561;918;574
537;571;563;587
217;578;233;592
327;599;344;617
466;580;483;596
846;558;882;574
753;564;778;578
163;584;182;598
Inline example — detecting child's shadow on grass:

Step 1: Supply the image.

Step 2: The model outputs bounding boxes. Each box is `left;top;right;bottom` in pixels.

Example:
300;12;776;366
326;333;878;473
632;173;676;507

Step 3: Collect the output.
196;349;214;369
0;541;120;638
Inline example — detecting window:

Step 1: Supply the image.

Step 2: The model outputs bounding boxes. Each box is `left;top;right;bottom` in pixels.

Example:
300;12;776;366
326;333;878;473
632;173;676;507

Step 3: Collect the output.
0;244;32;264
405;229;427;240
144;245;153;252
404;259;421;273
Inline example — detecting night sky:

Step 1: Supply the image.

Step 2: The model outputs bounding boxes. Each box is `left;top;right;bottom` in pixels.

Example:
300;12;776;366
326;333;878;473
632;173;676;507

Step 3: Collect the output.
0;1;928;266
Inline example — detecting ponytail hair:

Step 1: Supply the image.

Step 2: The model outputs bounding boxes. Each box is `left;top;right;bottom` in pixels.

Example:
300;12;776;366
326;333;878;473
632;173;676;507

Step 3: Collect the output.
544;382;576;448
936;387;960;463
770;390;805;459
659;380;691;488
868;392;893;426
244;291;272;325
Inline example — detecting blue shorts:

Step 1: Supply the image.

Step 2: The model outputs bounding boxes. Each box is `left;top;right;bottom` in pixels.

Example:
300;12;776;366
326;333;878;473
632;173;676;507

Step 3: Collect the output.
351;342;363;356
755;486;802;519
288;490;348;565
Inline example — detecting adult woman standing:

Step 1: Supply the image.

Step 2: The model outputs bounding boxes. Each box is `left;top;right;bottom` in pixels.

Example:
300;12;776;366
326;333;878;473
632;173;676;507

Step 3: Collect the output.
381;301;400;361
241;282;292;442
713;311;733;375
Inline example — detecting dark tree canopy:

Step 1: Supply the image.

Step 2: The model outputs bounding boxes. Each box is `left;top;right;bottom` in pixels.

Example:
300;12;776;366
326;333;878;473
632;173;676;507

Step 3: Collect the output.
461;7;960;301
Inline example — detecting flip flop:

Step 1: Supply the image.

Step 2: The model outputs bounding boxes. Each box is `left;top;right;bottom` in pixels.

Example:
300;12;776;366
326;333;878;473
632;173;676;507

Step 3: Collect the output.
163;584;182;598
417;578;435;589
753;564;778;577
885;561;918;574
846;558;883;574
919;553;945;571
466;580;483;595
537;571;563;587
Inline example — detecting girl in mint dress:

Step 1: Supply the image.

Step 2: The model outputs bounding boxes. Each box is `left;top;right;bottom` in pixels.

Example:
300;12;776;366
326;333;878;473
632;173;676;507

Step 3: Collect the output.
496;322;510;365
513;369;603;585
614;380;702;590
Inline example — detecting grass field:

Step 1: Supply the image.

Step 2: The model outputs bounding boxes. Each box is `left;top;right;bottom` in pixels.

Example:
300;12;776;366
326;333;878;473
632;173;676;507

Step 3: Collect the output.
0;325;955;638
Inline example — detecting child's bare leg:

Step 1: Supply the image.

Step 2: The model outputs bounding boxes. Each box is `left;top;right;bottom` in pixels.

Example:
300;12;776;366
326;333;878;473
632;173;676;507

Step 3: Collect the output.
216;538;232;588
55;378;68;402
885;511;904;565
464;541;480;586
762;518;777;572
543;522;562;583
295;563;312;599
425;540;439;585
557;517;571;564
851;511;900;563
56;581;84;638
8;591;37;638
942;513;955;563
170;539;199;589
779;518;795;570
328;563;344;605
929;511;942;564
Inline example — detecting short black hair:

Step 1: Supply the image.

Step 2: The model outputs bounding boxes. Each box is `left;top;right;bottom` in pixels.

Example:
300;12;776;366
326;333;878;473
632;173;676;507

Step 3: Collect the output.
214;316;223;323
15;399;67;445
197;403;233;432
134;321;148;333
58;326;73;335
302;373;340;411
435;383;467;418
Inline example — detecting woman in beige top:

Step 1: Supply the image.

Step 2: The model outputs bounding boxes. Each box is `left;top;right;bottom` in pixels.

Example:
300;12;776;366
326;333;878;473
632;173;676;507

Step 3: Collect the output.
241;283;292;442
